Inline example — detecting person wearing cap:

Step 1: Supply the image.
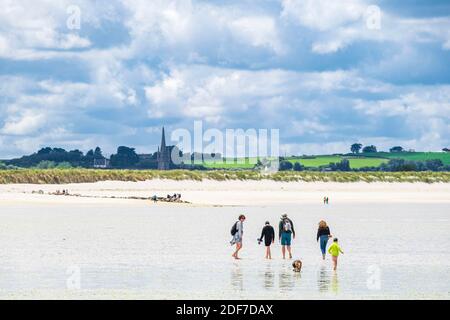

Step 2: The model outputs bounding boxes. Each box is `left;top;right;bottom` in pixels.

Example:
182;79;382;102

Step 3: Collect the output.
258;221;275;259
279;213;295;259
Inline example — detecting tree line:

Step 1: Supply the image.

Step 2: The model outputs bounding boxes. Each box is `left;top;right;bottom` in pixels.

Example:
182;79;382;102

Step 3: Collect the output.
278;158;450;172
1;146;212;170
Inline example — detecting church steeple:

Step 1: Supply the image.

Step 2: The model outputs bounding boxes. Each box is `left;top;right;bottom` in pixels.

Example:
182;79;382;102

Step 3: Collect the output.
157;126;171;170
160;126;166;150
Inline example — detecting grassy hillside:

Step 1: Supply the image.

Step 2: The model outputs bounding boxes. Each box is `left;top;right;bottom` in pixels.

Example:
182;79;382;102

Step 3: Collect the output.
190;152;449;170
197;158;257;169
287;156;388;169
286;152;449;169
0;169;449;184
361;152;450;165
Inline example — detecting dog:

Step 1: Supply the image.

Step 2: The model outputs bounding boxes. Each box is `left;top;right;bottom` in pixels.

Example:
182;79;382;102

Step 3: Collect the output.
292;259;302;272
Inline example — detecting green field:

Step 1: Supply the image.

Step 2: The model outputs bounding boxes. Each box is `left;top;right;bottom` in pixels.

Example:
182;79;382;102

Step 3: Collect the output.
361;152;450;165
287;156;388;169
197;158;257;169
187;152;449;169
287;152;449;169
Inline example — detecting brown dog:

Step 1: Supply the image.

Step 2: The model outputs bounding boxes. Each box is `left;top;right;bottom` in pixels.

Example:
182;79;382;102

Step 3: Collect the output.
292;259;302;272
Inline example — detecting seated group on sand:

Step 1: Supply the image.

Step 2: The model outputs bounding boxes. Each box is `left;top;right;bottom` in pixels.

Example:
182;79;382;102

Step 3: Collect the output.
53;189;69;195
151;193;182;203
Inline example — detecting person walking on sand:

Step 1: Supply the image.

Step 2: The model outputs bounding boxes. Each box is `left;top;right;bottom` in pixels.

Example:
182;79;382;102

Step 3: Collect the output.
317;220;332;260
230;214;246;259
258;221;275;259
328;238;344;271
279;214;295;259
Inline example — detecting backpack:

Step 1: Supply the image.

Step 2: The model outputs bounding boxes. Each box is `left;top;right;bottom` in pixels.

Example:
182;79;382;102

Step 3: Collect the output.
231;221;238;236
283;219;292;233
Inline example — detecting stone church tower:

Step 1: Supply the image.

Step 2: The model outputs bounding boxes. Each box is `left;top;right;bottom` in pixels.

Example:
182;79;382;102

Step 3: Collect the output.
157;127;171;170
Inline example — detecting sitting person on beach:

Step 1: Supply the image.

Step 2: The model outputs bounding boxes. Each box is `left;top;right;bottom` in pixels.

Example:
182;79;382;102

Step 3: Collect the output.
292;260;302;272
328;238;344;271
258;221;275;259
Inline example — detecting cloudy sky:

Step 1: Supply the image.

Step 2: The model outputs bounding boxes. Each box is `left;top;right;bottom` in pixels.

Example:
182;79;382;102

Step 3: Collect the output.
1;0;449;158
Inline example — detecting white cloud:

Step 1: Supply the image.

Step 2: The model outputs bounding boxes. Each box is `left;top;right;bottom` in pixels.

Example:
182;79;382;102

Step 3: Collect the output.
0;1;449;157
354;85;450;118
282;0;450;54
281;0;367;31
143;65;394;128
228;16;284;54
1;110;46;135
0;0;94;59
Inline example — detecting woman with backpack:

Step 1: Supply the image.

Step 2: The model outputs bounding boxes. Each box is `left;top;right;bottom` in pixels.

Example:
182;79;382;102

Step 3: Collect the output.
278;214;295;259
230;214;246;259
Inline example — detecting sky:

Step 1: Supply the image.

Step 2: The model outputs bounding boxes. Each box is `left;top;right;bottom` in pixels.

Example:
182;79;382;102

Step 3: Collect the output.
0;0;449;158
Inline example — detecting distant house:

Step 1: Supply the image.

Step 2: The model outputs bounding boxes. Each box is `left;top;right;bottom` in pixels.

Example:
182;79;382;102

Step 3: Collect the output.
93;158;110;168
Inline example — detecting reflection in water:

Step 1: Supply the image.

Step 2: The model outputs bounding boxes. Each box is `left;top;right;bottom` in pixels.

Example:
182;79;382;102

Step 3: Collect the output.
331;271;339;294
317;266;339;294
279;266;301;291
263;264;275;289
317;265;331;292
231;263;244;291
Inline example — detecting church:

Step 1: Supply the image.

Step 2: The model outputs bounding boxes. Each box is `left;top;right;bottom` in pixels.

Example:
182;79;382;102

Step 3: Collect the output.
157;127;172;170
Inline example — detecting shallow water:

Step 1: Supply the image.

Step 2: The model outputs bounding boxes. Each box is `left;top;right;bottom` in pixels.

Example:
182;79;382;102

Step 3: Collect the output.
0;202;449;299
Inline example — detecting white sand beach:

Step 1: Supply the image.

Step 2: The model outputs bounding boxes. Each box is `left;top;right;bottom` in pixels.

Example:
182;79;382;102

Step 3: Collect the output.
0;179;449;206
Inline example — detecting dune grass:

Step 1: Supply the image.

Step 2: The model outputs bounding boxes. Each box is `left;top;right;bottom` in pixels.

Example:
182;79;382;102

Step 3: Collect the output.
0;169;449;184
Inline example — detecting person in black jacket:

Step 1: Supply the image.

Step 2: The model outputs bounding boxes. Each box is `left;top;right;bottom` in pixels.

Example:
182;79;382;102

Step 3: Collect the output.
317;220;332;260
258;221;275;259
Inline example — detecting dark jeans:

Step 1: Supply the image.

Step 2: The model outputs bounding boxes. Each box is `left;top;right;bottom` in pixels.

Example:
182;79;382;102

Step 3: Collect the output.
319;235;329;254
